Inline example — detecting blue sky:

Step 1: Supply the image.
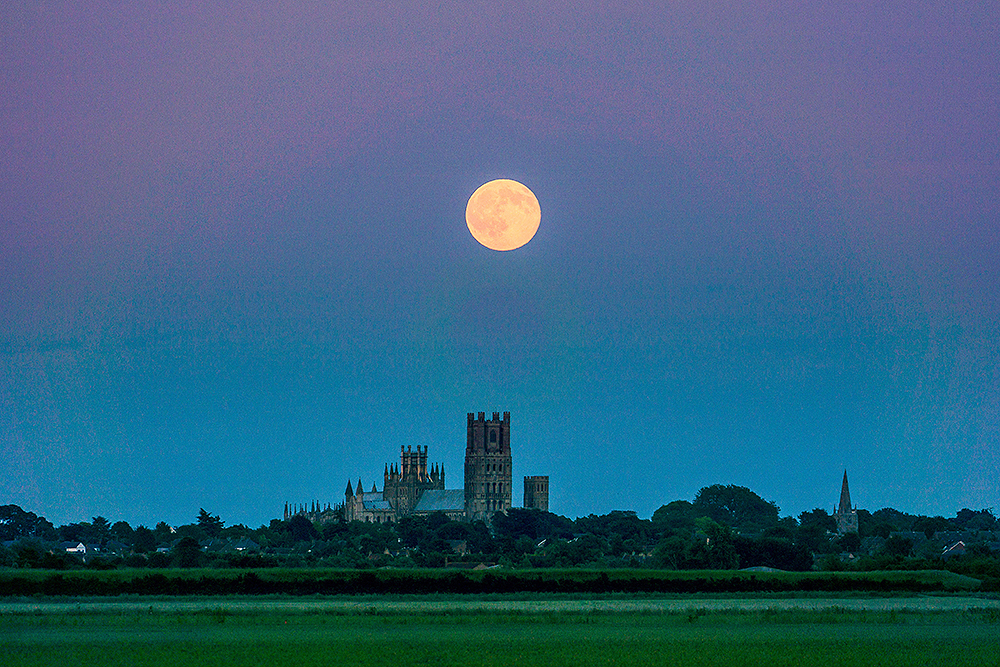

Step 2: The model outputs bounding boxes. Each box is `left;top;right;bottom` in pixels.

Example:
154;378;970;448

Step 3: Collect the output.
2;2;998;527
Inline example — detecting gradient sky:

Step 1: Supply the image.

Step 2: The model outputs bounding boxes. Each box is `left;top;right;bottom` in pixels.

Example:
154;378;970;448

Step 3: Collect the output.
2;2;998;528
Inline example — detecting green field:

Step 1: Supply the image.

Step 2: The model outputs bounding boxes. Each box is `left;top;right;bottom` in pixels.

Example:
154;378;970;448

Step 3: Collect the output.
3;598;999;667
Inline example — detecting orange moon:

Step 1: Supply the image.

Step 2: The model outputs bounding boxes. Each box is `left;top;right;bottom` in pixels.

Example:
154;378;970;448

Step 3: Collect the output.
465;179;541;251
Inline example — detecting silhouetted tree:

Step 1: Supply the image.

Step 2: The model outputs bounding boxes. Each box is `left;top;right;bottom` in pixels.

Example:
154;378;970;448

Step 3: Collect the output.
836;532;862;553
60;522;99;545
575;511;651;545
287;514;319;542
132;526;157;554
954;508;996;531
197;509;224;538
651;535;688;569
697;518;739;569
492;508;575;542
693;485;779;533
0;505;56;541
91;516;112;545
652;500;697;536
880;534;914;558
111;521;134;542
173;536;203;568
153;522;174;543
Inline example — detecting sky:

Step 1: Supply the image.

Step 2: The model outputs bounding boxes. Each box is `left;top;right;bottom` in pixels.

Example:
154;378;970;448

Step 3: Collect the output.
2;2;998;529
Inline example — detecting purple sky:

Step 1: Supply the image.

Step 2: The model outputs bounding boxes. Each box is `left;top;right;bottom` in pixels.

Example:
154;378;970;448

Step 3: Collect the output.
2;2;998;527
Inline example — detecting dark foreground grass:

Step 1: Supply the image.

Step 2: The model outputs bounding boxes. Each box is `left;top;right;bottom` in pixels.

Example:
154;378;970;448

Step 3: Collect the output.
0;567;984;597
3;603;998;667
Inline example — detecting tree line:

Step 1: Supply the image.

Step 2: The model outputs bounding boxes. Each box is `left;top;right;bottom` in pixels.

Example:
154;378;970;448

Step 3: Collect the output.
1;485;997;576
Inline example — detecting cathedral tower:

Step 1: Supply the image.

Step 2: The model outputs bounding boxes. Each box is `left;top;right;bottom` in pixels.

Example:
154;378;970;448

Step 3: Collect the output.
523;476;549;512
465;411;512;522
382;445;444;516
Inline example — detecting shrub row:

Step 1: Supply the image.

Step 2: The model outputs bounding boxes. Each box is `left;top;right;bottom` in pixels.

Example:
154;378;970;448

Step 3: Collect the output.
0;569;964;597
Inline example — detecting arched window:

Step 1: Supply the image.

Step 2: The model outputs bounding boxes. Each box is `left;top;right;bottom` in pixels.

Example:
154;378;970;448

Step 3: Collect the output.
490;430;497;443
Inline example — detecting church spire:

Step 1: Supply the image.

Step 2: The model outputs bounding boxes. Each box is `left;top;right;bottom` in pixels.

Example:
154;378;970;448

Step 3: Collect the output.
838;470;852;514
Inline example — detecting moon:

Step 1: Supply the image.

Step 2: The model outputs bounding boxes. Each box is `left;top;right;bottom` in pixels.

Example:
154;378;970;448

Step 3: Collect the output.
465;179;541;251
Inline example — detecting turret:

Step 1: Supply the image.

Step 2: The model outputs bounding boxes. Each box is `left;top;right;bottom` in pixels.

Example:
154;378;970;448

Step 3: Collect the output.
345;480;354;498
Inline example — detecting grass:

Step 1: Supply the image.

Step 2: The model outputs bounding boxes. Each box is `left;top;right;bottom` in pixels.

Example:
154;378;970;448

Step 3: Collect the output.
2;599;999;666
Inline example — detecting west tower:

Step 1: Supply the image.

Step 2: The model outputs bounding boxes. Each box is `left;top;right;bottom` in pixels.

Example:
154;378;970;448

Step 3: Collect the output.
465;411;512;522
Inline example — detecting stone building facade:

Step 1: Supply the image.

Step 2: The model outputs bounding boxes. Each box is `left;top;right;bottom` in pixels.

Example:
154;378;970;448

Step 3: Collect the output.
382;445;445;516
523;475;549;512
464;412;513;521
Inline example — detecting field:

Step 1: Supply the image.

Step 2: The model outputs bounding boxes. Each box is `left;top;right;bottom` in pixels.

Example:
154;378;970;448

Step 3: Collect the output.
3;597;999;667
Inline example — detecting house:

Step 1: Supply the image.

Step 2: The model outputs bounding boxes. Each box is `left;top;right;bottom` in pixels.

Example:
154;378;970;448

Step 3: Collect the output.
942;541;966;559
60;541;87;555
444;540;467;555
233;538;260;552
105;540;130;555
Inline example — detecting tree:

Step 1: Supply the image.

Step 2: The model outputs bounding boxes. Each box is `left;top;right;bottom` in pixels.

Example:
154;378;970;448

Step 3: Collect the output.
871;507;915;532
799;508;836;532
761;517;798;540
855;509;874;537
91;516;112;544
880;534;914;558
955;508;996;531
912;515;950;539
697;518;740;569
574;511;651;546
133;526;157;554
492;508;575;542
154;521;173;538
836;532;862;554
693;485;779;533
60;522;99;544
172;536;203;568
0;505;57;541
197;509;224;538
796;509;836;554
287;514;319;542
111;521;134;542
651;535;688;569
652;500;697;536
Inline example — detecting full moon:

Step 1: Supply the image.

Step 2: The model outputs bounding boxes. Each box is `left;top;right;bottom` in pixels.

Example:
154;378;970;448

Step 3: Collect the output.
465;179;541;251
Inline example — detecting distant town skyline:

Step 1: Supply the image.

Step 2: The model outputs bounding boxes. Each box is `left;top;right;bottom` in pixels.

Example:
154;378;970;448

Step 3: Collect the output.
3;3;997;528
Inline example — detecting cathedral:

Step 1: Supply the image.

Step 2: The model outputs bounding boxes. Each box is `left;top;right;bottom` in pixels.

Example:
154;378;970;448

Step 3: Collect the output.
334;411;542;524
